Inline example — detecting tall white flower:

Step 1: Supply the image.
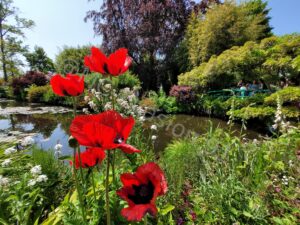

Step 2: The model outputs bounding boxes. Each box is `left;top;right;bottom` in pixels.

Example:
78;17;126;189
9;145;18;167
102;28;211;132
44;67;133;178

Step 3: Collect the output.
54;144;62;151
272;95;293;133
54;144;63;157
1;159;12;167
151;135;157;141
82;108;89;114
30;165;42;176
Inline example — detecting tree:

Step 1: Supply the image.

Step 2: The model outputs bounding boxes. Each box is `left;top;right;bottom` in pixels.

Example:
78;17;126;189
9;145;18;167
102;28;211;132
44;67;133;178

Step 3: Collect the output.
185;0;272;67
25;46;54;73
178;34;300;89
85;0;196;90
55;45;91;74
0;0;34;81
241;0;272;40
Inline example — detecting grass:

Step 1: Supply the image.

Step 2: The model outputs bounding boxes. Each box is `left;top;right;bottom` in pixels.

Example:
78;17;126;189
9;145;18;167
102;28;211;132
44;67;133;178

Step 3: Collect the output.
161;128;300;224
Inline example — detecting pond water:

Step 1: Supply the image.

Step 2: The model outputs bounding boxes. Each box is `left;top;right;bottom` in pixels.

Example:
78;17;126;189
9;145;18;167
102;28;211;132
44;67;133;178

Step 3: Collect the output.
0;99;261;154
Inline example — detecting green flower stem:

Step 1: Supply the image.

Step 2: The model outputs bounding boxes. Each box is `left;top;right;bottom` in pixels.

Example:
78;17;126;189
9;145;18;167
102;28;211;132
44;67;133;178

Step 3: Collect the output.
77;146;85;189
72;96;86;221
144;215;148;225
72;97;85;189
112;150;116;184
72;96;77;117
110;76;115;110
109;76;116;184
91;168;97;203
105;152;111;225
73;148;87;223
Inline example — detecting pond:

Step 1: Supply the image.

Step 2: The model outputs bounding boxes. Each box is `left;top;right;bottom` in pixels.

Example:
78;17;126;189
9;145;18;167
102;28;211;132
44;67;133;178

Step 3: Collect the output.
0;99;261;154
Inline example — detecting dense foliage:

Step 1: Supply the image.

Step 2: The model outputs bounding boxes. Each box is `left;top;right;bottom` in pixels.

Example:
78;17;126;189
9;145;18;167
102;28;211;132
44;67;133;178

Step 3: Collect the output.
0;0;35;81
1;127;299;224
0;144;72;225
55;46;91;74
179;35;300;89
162;128;300;224
185;0;272;67
11;71;48;99
25;46;55;73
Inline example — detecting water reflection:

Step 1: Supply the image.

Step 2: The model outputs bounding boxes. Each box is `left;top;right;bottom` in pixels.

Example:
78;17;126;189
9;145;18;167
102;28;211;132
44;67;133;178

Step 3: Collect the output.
0;100;261;154
144;114;260;152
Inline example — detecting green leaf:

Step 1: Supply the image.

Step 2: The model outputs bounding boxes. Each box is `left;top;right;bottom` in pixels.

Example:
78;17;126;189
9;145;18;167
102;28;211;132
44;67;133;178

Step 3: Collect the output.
160;204;175;216
58;156;73;161
243;211;253;218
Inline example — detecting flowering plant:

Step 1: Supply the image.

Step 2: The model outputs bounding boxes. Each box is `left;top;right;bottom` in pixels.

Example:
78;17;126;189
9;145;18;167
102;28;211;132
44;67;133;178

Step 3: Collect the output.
48;46;167;224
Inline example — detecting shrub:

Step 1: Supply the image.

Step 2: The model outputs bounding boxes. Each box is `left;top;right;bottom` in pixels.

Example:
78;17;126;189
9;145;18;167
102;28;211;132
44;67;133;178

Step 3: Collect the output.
112;71;141;89
223;94;268;110
11;71;48;99
139;97;158;110
282;106;300;119
169;85;195;103
84;71;141;91
264;87;300;106
149;89;179;114
42;86;61;104
27;85;51;102
229;106;275;120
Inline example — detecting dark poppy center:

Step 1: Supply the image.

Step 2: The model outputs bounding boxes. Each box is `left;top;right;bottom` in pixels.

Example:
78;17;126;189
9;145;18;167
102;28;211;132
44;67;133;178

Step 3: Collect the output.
103;63;109;74
62;89;70;96
114;134;124;144
128;181;154;205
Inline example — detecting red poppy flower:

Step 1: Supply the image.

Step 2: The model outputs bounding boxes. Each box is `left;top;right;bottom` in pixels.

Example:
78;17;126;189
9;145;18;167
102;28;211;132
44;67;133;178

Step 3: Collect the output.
84;47;132;76
117;162;168;221
74;147;106;169
50;74;84;97
70;110;140;154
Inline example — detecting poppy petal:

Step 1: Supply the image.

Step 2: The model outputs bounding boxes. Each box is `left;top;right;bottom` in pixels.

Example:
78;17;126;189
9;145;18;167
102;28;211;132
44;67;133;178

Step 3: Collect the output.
121;204;157;222
120;173;140;186
136;162;168;196
50;74;65;96
120;56;132;74
107;48;128;76
118;144;141;154
75;147;106;168
84;47;107;74
120;116;135;141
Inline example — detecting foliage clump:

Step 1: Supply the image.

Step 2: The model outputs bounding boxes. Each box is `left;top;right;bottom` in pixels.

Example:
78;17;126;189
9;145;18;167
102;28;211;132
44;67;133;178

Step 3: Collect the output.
179;35;300;89
264;87;300;106
11;71;48;99
162;128;300;224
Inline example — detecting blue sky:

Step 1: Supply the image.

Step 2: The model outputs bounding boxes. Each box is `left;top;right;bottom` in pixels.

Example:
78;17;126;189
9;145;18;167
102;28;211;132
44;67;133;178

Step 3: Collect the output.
14;0;300;61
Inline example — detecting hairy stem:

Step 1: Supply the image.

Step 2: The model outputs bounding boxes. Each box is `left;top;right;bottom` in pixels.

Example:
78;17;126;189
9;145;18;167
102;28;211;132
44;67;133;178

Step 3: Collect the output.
91;168;97;203
73;149;86;223
105;153;111;225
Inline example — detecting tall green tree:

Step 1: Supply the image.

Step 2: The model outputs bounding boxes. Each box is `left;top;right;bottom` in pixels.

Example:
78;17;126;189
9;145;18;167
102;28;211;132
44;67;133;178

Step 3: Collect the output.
55;45;91;74
0;0;34;81
25;46;54;73
186;0;272;67
178;34;300;89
